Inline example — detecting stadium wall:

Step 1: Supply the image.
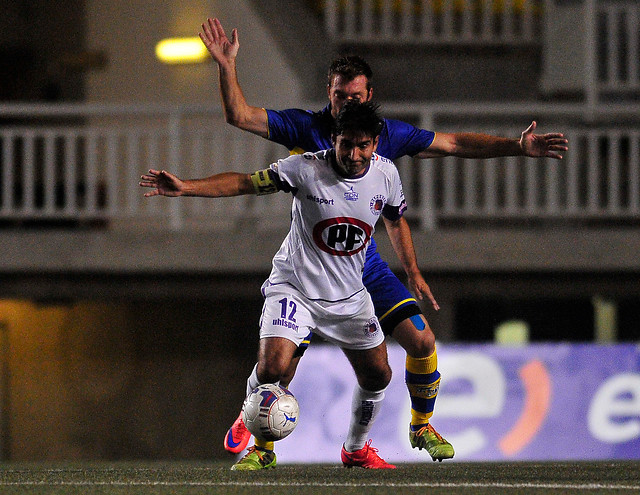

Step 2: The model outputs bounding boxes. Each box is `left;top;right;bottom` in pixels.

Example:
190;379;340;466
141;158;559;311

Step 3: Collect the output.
275;343;640;463
84;0;304;107
1;312;638;462
0;298;260;461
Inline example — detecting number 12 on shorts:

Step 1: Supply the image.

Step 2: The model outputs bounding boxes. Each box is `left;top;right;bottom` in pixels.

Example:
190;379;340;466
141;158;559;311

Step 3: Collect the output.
278;297;297;323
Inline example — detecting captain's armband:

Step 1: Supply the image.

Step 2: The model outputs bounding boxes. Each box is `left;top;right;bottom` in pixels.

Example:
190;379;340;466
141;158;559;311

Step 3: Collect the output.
250;168;278;195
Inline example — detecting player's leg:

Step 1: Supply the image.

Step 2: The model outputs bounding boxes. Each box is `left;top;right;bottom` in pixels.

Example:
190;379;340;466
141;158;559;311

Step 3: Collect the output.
391;314;453;460
255;335;298;383
279;330;312;388
342;341;391;447
340;342;395;469
363;251;453;460
231;287;308;471
309;290;394;469
223;333;311;454
231;336;298;471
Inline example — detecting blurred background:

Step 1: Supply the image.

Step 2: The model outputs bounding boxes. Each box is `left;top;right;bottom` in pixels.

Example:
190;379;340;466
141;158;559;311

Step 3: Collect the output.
0;0;639;461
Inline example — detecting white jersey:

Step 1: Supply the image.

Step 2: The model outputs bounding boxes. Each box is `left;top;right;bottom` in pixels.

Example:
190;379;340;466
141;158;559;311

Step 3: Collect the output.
262;149;406;302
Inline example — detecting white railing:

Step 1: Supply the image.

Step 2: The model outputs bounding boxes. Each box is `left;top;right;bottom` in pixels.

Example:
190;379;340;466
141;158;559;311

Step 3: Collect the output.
416;127;640;226
0;104;291;230
2;102;640;231
323;0;543;45
322;1;640;104
392;101;640;228
593;0;640;94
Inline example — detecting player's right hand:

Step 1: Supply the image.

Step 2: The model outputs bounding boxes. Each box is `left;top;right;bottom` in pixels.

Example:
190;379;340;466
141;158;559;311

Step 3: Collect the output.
199;17;239;66
139;169;184;197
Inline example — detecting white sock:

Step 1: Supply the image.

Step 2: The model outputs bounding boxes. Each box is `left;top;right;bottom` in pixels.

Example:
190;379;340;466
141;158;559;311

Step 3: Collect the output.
343;384;386;452
245;363;280;396
245;364;261;396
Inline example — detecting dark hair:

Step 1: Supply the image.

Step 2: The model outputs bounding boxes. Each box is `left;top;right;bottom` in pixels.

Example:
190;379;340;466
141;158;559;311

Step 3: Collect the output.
327;55;373;89
331;101;384;139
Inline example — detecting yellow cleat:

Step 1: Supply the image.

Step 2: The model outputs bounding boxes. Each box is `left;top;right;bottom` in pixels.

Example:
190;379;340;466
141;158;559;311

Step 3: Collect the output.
230;446;277;471
410;424;455;462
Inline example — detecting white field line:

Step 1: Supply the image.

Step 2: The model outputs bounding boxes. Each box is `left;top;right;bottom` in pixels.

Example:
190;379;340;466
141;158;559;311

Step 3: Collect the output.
0;481;638;490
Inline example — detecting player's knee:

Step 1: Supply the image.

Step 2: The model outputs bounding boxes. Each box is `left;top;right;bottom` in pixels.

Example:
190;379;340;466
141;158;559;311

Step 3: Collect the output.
359;364;392;391
256;360;287;384
410;328;436;358
399;315;436;358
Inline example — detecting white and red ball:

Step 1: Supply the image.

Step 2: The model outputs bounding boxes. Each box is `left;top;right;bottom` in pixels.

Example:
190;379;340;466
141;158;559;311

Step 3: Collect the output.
242;384;299;441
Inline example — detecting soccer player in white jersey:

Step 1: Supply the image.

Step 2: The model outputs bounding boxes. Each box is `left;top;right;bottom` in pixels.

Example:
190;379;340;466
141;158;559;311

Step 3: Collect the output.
140;101;433;470
200;17;569;463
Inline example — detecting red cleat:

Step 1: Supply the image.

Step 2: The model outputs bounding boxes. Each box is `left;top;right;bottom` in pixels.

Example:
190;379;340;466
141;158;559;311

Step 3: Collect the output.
224;412;252;454
341;440;396;469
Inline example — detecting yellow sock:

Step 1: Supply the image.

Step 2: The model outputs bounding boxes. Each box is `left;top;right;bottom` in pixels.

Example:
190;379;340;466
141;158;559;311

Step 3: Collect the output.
254;438;275;451
406;348;440;428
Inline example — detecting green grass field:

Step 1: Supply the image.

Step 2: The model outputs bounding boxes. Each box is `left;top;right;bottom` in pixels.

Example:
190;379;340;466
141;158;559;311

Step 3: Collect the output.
0;460;638;495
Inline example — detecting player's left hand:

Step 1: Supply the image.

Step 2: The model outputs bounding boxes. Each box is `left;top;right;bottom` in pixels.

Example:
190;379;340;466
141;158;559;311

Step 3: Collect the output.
520;121;569;159
408;273;440;311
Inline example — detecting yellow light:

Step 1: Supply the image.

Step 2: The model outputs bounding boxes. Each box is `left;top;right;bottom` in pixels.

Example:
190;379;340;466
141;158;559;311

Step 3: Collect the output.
155;37;209;64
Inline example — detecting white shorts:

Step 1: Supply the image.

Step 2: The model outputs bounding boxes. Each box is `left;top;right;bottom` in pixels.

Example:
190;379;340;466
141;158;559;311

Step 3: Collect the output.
259;283;384;350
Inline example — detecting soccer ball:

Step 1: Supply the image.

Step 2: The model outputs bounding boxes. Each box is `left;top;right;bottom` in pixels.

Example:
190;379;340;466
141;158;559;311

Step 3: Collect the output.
242;384;299;441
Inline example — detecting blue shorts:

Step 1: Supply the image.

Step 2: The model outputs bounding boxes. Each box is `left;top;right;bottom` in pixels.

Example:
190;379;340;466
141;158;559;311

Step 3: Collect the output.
363;239;422;334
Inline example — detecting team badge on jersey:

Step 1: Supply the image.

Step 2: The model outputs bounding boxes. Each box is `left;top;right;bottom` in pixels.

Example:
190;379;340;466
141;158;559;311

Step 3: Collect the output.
369;195;386;215
312;217;372;256
364;317;381;338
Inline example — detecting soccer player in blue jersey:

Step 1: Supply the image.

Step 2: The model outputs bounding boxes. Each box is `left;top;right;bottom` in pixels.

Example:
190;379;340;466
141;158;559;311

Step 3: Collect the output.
199;17;569;462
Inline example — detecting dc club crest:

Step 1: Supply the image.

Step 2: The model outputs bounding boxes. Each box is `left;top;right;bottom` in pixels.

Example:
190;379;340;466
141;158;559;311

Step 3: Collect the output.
364;317;380;337
369;195;386;215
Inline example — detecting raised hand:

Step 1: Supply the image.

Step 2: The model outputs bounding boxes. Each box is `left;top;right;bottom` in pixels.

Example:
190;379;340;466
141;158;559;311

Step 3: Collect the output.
139;169;184;197
520;121;569;160
199;17;239;67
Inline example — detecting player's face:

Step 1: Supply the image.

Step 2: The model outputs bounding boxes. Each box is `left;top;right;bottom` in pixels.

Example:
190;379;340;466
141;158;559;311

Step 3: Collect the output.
333;131;379;177
327;75;373;119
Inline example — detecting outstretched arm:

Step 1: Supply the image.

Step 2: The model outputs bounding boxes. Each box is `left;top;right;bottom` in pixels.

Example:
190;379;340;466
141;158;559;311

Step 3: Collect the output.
417;121;568;160
199;18;269;137
383;216;439;311
139;169;254;198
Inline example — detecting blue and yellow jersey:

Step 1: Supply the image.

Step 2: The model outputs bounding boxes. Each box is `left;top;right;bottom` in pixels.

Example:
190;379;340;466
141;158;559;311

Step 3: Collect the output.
266;104;435;161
